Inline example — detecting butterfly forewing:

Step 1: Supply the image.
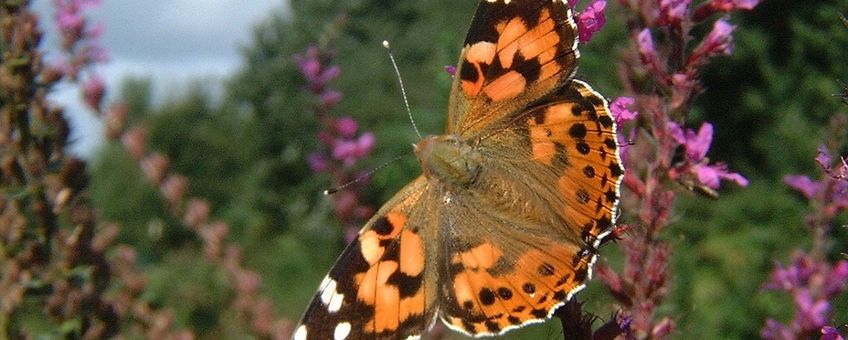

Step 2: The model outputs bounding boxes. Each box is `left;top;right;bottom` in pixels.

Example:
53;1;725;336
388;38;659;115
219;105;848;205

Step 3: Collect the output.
447;0;578;136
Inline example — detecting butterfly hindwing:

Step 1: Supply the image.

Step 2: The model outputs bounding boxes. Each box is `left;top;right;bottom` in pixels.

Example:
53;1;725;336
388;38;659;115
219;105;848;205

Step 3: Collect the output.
294;178;437;340
447;0;579;136
520;79;622;244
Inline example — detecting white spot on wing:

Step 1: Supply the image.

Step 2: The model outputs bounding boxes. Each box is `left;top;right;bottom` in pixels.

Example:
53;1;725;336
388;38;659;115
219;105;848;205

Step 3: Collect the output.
293;325;308;340
328;291;344;313
334;322;351;340
320;278;345;313
319;275;331;290
320;278;337;305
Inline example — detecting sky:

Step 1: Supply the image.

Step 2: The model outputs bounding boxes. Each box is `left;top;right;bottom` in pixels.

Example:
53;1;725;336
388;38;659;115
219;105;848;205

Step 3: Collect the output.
32;0;289;157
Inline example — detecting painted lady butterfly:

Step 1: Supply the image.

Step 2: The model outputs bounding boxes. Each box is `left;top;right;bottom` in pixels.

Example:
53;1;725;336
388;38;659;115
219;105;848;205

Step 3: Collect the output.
294;0;623;338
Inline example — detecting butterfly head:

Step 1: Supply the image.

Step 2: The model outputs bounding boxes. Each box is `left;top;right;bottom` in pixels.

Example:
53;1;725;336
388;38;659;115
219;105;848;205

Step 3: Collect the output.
415;134;482;187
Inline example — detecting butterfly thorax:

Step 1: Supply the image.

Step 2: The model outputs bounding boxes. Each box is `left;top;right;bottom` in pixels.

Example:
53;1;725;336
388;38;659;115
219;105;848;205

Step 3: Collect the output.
415;134;482;187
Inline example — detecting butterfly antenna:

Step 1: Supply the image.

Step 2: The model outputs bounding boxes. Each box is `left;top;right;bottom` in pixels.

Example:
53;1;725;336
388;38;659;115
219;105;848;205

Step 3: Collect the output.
383;40;422;139
323;153;408;195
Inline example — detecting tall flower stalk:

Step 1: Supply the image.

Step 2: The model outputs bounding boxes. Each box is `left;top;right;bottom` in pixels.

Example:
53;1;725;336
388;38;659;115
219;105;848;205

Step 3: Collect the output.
592;1;757;338
295;45;376;242
0;1;123;337
762;117;848;340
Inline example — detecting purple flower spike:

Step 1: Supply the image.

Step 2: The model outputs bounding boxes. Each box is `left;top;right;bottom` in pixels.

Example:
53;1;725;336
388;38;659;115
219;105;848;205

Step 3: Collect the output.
577;0;607;43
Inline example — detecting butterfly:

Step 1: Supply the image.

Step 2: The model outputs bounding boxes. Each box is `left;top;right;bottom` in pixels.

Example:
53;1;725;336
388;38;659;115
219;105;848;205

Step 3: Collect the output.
293;0;623;339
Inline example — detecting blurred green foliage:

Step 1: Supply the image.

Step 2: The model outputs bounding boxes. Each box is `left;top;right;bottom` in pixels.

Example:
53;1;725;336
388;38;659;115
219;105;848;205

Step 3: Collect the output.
88;0;847;338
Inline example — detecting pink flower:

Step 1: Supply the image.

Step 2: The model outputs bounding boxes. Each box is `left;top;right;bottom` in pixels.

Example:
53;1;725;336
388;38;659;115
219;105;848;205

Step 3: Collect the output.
82;74;105;110
763;252;848;339
694;0;760;21
332;133;376;167
444;65;457;76
794;288;830;330
566;0;579;9
815;144;832;169
321;90;343;107
318;66;341;85
610;96;638;125
689;19;736;67
54;0;101;32
784;175;822;200
658;0;690;26
296;54;321;81
669;122;712;161
712;0;760;11
822;326;846;340
636;29;661;71
694;162;749;189
335;117;359;138
762;319;793;340
825;261;848;296
668;122;748;189
577;0;607;43
294;46;341;91
307;153;329;172
356;133;376;156
671;73;695;108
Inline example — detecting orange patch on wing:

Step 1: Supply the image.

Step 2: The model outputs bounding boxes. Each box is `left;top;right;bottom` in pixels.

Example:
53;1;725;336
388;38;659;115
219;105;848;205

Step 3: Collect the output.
399;290;425;321
451;242;503;269
445;242;590;334
386;211;407;232
399;230;424;276
519;10;556;55
356;260;402;333
527;104;574;165
361;211;409;265
495;17;528;68
557;175;596;218
452;271;475;307
484;71;526;102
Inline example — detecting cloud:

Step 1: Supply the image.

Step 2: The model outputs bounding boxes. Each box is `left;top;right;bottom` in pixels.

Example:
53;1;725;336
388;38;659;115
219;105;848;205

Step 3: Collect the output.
30;0;288;157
